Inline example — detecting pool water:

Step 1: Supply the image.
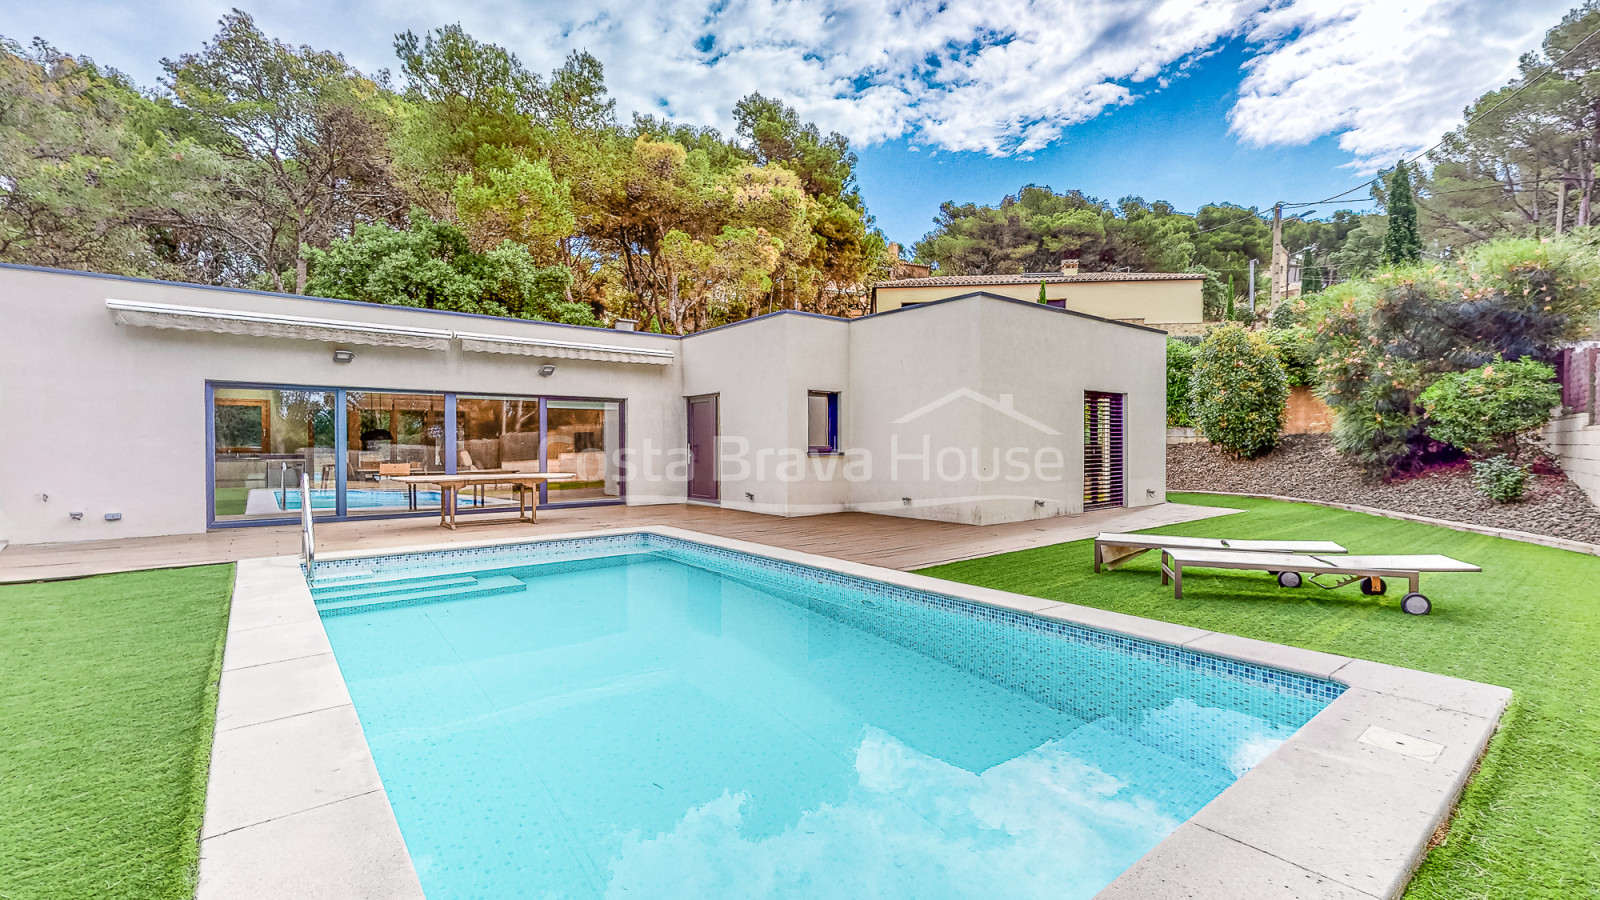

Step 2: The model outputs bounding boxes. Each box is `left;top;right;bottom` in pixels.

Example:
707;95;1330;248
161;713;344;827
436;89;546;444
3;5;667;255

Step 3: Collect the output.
316;539;1338;899
282;489;497;510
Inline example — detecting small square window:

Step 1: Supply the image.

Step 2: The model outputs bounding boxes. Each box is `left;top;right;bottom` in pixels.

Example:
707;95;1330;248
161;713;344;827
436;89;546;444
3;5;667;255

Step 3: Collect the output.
807;391;839;453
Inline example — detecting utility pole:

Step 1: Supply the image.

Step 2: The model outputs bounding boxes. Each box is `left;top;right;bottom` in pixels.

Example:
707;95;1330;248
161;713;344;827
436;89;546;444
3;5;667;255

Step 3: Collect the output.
1247;258;1257;312
1557;160;1569;235
1269;202;1287;313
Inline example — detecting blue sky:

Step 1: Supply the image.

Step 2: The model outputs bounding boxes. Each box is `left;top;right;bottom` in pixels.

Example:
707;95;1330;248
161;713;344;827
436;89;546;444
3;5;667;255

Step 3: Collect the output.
855;41;1378;245
4;1;1572;245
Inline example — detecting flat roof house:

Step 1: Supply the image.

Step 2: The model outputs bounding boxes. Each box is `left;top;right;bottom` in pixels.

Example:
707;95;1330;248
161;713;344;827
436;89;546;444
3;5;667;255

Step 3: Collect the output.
872;259;1205;334
0;265;1167;545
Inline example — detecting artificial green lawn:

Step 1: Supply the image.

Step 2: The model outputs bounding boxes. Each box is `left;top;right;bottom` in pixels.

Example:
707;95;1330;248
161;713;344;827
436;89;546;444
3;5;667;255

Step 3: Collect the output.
919;493;1600;899
0;566;234;900
212;487;249;517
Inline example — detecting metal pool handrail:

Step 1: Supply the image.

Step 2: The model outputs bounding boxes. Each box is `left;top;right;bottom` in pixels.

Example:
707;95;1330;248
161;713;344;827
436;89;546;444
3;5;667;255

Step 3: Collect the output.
299;472;315;569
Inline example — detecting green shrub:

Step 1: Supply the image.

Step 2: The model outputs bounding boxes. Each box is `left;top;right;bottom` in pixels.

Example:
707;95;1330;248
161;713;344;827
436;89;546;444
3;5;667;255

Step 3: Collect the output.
1166;338;1196;427
1189;324;1288;458
1471;455;1532;502
1418;358;1561;460
1259;326;1316;388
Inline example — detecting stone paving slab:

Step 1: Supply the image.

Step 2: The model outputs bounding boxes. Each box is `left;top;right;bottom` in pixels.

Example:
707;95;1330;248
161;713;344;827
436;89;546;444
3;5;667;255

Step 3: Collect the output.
214;651;351;732
1097;823;1382;900
203;705;384;839
220;619;333;671
197;791;424;900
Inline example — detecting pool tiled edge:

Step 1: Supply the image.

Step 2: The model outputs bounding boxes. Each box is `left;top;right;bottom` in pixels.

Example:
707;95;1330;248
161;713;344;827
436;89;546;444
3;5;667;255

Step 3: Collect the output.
203;527;1512;900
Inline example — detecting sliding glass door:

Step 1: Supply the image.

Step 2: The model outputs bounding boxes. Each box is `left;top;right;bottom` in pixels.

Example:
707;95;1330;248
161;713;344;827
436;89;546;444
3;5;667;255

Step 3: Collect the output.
545;400;622;503
455;395;542;511
209;383;625;526
211;387;337;521
342;391;448;516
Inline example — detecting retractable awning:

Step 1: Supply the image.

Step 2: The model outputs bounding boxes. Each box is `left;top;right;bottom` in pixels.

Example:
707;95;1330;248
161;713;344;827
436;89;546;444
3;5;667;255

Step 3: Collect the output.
454;331;675;365
106;299;454;351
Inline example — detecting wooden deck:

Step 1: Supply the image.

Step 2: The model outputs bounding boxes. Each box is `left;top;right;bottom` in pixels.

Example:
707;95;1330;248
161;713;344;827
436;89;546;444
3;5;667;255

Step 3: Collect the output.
0;502;1236;583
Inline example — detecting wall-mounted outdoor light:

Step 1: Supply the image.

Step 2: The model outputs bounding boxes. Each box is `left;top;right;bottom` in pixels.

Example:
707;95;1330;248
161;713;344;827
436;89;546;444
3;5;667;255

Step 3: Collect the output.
332;349;355;364
744;491;754;501
539;364;557;376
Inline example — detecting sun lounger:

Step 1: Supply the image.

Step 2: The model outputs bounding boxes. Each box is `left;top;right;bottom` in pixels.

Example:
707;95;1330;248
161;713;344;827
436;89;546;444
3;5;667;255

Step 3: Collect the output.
1093;532;1347;573
1158;549;1481;615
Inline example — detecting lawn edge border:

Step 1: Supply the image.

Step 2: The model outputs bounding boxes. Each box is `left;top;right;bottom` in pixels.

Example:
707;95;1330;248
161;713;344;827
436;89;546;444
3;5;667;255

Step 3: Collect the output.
177;564;234;898
1177;491;1600;557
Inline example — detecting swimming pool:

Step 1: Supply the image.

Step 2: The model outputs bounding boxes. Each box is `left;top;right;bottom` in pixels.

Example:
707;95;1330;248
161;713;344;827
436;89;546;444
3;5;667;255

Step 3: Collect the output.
311;535;1342;899
278;489;497;510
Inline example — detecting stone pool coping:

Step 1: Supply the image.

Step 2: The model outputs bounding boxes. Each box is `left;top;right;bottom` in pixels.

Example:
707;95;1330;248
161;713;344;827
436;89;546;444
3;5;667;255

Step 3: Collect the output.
200;525;1512;900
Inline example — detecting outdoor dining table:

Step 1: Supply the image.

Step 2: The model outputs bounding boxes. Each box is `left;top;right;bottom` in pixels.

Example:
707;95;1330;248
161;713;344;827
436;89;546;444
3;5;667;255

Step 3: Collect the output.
391;472;578;529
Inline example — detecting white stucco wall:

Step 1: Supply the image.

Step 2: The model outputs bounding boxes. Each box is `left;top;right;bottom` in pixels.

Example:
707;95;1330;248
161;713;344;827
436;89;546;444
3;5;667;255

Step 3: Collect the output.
0;267;686;545
847;297;1167;524
0;268;1168;544
679;313;852;515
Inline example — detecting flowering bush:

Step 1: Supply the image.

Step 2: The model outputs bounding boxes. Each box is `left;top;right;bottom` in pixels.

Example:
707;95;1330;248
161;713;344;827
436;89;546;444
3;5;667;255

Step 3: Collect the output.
1311;237;1599;476
1188;325;1288;458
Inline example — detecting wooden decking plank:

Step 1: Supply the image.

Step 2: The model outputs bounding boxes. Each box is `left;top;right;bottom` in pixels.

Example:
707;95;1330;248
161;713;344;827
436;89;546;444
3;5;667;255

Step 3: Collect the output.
0;502;1236;582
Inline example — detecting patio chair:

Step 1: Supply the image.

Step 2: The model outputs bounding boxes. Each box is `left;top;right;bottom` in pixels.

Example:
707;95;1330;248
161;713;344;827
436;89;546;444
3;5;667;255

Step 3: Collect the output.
1157;548;1481;615
1093;532;1347;573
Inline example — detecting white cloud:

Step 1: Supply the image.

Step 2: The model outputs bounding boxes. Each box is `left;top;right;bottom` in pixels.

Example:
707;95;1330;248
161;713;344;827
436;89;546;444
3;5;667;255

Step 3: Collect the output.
1230;0;1572;171
3;0;1571;169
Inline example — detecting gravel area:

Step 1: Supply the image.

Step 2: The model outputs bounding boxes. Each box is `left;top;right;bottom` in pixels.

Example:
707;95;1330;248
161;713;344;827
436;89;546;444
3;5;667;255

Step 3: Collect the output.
1169;434;1600;545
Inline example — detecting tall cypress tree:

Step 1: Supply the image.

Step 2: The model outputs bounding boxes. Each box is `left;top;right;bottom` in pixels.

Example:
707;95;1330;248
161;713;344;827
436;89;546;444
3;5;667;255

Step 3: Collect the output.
1383;160;1422;265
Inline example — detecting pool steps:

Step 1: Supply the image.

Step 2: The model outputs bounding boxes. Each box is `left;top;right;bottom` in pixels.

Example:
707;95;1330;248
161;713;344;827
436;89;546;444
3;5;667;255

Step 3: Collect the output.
311;572;528;616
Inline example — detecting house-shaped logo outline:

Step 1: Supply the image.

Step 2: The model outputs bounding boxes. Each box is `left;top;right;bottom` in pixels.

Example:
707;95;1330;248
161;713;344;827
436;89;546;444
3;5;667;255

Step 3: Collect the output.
891;388;1061;436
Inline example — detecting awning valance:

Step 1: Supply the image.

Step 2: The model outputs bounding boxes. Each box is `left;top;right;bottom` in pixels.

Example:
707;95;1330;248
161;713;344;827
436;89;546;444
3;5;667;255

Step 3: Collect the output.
106;299;454;351
455;331;675;365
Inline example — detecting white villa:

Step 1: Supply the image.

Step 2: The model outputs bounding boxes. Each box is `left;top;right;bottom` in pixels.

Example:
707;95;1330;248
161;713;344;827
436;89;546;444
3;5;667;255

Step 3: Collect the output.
0;265;1167;545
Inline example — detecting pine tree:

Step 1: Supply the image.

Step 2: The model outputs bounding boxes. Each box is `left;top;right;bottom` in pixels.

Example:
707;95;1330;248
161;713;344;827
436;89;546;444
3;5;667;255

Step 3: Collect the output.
1383;160;1423;265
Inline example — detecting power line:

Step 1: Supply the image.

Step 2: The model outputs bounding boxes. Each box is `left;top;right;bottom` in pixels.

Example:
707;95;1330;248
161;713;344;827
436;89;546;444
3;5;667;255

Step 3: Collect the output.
1174;22;1600;239
1277;21;1600;211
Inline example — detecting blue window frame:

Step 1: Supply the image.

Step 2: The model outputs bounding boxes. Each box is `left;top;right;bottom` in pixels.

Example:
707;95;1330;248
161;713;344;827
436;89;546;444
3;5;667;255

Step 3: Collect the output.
807;391;840;454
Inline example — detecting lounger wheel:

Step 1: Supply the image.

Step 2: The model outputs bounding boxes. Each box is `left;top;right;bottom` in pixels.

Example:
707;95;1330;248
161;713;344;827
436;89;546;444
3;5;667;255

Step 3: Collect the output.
1277;571;1303;588
1360;576;1387;596
1401;592;1432;615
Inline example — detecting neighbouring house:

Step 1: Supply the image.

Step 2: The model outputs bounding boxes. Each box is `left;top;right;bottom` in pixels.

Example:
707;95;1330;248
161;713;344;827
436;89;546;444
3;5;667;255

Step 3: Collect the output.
886;242;933;281
871;258;1206;334
1551;341;1600;509
0;265;1167;545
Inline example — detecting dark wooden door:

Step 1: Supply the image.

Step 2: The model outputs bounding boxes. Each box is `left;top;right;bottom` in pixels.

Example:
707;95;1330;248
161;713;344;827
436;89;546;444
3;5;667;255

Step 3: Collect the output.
687;395;719;502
